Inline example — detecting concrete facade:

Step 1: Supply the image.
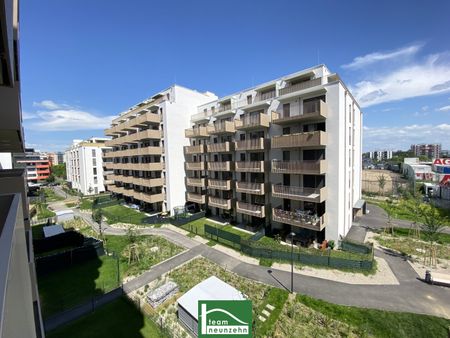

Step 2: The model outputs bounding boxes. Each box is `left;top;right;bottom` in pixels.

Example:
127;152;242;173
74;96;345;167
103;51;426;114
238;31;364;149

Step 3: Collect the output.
184;65;362;244
65;138;111;195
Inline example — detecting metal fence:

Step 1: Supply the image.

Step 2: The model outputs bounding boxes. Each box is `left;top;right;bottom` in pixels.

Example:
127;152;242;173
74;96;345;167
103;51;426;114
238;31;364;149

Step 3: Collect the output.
170;211;205;226
340;240;373;254
204;224;374;270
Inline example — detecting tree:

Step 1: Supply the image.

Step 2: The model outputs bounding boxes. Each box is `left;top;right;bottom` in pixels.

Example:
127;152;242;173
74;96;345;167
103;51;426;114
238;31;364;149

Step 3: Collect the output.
377;174;387;196
51;163;66;179
46;174;55;183
419;205;448;266
404;193;422;238
383;199;396;234
92;208;103;224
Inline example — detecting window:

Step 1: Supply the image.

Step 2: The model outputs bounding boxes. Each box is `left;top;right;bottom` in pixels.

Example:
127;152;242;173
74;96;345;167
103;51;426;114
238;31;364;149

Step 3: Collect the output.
247;95;252;105
93;168;97;175
211;106;215;113
92;149;96;157
282;127;291;135
283;103;290;118
93;159;97;166
94;177;98;184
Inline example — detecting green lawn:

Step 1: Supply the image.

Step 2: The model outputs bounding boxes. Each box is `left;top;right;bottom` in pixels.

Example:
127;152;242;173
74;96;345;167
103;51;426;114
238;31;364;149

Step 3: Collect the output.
389;227;450;245
38;255;119;317
36;203;56;219
297;294;450;338
79;198;93;210
47;297;167;338
102;204;149;224
32;222;47;239
180;217;221;235
222;225;253;239
65;202;77;208
42;188;65;202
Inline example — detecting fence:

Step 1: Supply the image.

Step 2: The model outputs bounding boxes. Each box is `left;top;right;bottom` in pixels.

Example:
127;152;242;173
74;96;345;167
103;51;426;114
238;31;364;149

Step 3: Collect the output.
33;230;85;254
204;224;374;270
35;238;105;276
362;178;409;196
170;211;205;226
92;198;123;209
340;239;373;254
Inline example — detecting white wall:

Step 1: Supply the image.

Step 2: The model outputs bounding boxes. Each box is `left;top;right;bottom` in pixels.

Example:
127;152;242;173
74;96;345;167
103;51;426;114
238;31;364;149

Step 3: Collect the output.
164;86;217;212
0;152;12;169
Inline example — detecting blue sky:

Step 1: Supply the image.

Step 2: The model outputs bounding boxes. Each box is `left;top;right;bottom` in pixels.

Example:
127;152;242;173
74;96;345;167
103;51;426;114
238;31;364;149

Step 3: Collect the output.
20;0;450;152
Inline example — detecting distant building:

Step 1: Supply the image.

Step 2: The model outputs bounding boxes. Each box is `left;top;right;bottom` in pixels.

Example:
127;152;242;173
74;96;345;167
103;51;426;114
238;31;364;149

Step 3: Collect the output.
368;150;393;161
402;158;433;181
46;152;59;166
65;138;111;195
12;148;51;183
57;151;64;164
410;144;441;159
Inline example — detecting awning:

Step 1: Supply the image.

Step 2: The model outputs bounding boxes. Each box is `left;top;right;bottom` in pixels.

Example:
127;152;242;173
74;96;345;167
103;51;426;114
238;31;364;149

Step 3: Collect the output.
353;199;366;209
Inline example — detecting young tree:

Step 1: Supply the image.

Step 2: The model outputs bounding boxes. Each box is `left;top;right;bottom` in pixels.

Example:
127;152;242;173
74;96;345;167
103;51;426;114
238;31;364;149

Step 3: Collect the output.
404;193;422;238
419;204;448;266
383;199;396;234
377;174;387;196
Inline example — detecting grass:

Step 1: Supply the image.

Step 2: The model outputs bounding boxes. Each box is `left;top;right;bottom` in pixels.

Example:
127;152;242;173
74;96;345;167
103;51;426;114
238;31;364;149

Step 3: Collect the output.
180;217;222;236
222;225;253;239
79;198;93;210
38;255;120;317
259;257;273;267
102;204;150;225
36;203;56;219
47;297;167;338
65;202;77;208
297;294;450;338
31;222;47;239
42;188;65;202
255;288;288;337
389;227;450;245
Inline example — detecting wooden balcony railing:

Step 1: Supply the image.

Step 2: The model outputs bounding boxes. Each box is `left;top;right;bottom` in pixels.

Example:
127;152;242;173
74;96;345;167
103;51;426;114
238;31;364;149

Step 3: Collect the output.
208;179;232;190
272;184;327;202
279;78;322;96
185;126;209;138
185;162;205;170
236;201;265;218
207;120;236;134
184;144;206;154
271;160;327;174
207;161;233;171
235;182;265;195
235;161;266;172
207;142;233;153
208;196;232;210
271;131;327;148
186;192;206;204
104;146;162;158
272;100;327;124
235;113;270;130
234;138;268;151
185;177;206;187
272;208;327;231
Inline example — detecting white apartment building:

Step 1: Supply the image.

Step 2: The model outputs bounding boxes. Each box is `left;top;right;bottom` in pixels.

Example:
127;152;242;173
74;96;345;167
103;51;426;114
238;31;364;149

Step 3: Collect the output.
65;138;111;195
369;150;392;160
185;65;363;244
104;85;217;213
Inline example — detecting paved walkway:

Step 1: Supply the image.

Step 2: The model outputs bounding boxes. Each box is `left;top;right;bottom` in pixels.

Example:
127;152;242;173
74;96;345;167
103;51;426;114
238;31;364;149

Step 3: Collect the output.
47;193;450;320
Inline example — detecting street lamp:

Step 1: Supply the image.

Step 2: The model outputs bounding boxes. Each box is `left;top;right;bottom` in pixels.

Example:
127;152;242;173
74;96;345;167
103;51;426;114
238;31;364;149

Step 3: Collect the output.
289;232;296;293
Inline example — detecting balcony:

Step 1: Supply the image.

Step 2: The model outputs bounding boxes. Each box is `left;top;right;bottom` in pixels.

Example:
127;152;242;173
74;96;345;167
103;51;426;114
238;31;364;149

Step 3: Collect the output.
186;192;206;204
235;161;266;173
185;162;205;171
272;100;327;125
191;110;212;123
278;78;322;97
185;126;209;138
271;159;327;174
185;177;206;187
208;179;232;190
184;144;206;155
104;146;162;158
133;177;165;188
271;131;327;148
138;192;165;204
106;129;162;146
235;113;270;130
207;142;234;153
207;161;233;171
208;196;232;210
108;185;126;195
272;184;327;202
272;208;327;231
207;121;236;135
236;201;265;218
107;162;164;171
235;182;265;195
234;138;269;151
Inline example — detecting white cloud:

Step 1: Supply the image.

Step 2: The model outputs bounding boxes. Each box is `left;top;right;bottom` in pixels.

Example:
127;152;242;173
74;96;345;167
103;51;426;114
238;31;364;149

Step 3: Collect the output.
437;105;450;112
364;123;449;151
33;100;73;110
421;105;429;111
30;109;115;131
342;44;423;70
22;111;37;120
349;53;450;107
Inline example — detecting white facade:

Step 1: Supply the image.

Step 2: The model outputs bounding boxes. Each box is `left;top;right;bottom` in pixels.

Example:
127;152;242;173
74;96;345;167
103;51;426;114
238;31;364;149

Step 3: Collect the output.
368;150;392;160
185;65;362;243
65;138;110;195
0;152;12;169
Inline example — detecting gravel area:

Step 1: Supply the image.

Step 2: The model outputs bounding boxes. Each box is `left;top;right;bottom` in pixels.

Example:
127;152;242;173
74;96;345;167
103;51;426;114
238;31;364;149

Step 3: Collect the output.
211;243;260;265
272;256;399;285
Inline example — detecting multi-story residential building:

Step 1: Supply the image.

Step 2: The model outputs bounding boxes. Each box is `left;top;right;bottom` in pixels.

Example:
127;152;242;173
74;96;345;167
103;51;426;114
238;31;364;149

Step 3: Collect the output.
65;138;111;195
410;143;441;159
0;0;45;336
13;148;51;183
46;152;60;166
104;85;217;214
368;150;392;161
185;65;362;244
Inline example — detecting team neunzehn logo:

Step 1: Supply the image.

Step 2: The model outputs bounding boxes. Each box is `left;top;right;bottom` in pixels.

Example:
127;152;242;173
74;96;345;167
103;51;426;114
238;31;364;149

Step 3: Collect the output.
198;300;252;337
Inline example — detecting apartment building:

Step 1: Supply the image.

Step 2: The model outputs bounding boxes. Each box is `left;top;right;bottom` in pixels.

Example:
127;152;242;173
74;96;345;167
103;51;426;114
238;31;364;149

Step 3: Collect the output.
184;65;362;244
410;143;441;159
104;85;217;214
368;150;392;161
13;148;51;183
65;138;111;195
0;0;45;336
